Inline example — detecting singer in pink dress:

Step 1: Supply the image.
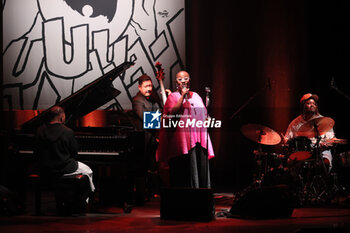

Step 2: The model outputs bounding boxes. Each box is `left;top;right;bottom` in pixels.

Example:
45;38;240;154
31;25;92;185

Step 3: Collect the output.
156;71;215;188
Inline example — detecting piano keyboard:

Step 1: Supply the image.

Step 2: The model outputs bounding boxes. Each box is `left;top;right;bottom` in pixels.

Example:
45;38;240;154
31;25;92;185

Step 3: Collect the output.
18;150;120;156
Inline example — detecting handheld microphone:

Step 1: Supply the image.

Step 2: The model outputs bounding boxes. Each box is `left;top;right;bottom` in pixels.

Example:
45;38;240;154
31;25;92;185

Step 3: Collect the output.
330;77;335;89
182;84;188;100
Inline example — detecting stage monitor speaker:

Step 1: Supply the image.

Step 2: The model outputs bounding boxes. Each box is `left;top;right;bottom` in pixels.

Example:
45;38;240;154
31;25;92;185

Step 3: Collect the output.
230;185;294;219
294;227;347;233
0;185;23;215
160;187;215;221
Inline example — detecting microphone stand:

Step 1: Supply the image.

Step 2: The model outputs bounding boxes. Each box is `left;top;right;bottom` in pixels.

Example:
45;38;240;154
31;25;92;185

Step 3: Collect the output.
331;77;350;102
205;87;211;188
229;81;270;120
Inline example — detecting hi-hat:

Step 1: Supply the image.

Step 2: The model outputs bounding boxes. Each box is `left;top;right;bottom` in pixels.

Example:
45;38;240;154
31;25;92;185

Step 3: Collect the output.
296;117;335;138
241;124;281;145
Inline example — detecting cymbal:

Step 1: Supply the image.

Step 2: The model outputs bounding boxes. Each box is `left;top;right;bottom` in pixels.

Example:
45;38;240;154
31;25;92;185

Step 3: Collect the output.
296;117;335;138
322;138;348;147
241;124;281;145
330;138;348;144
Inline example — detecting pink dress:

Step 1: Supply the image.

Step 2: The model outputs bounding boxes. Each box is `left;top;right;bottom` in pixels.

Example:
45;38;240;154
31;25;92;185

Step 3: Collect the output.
156;91;215;163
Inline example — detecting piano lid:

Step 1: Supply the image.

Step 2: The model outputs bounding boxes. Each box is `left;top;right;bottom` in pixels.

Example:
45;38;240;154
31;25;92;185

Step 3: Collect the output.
21;61;134;132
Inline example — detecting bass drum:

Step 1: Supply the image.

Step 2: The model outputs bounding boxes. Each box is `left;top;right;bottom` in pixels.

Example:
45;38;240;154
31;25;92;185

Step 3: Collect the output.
287;136;313;161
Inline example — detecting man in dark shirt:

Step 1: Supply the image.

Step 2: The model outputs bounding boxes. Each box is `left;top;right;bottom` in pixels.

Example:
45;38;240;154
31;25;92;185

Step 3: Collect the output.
35;106;95;191
132;74;164;200
132;74;163;171
132;74;162;130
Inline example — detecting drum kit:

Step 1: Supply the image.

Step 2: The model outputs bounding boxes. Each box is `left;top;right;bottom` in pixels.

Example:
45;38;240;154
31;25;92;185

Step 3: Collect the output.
241;117;348;206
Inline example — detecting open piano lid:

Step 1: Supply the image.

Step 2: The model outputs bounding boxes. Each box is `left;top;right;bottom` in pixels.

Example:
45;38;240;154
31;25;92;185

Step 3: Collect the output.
21;61;134;132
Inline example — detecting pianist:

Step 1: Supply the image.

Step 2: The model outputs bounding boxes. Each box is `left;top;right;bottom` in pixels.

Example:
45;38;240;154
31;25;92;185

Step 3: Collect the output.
35;106;95;193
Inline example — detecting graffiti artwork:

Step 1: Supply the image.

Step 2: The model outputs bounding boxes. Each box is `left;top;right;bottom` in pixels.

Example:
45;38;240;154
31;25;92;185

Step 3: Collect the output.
2;0;185;110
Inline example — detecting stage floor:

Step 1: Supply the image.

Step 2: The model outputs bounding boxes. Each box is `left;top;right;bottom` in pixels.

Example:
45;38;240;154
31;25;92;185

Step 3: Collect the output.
1;192;350;233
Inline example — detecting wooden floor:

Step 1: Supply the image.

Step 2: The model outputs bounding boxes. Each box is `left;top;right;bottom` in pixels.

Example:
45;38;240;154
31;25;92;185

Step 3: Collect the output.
1;192;350;233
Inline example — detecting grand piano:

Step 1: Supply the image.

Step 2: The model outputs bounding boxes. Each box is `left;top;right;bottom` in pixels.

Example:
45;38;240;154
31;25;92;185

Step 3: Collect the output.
8;61;147;206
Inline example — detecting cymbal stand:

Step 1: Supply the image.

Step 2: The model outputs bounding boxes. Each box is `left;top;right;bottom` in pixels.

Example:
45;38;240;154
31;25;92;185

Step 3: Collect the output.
301;124;335;205
314;121;329;174
254;131;267;188
331;77;350;102
233;134;266;203
229;81;270;120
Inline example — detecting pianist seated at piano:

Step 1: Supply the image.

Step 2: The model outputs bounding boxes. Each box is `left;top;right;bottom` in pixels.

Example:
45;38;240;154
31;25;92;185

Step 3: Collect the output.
34;106;95;198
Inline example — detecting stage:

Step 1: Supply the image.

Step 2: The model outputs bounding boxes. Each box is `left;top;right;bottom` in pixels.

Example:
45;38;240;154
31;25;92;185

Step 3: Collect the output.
1;192;350;233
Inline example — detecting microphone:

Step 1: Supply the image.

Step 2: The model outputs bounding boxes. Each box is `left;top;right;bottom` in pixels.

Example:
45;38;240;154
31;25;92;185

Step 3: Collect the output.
182;84;188;100
330;77;335;89
266;79;275;90
205;87;211;108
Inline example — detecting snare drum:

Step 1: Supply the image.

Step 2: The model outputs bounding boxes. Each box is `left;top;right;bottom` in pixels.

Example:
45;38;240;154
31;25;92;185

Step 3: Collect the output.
287;136;312;161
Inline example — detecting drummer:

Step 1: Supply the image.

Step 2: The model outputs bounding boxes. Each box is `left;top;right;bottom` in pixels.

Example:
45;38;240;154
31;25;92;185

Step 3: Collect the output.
284;93;335;171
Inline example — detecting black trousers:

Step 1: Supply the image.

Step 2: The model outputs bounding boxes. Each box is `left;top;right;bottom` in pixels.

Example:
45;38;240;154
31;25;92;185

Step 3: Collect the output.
168;143;210;188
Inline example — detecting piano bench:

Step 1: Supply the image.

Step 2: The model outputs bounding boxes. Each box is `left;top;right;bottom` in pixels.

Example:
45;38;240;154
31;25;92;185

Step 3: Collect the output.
27;174;91;216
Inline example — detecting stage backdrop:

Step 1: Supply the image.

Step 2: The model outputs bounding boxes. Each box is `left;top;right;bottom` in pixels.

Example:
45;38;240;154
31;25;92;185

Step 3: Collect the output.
2;0;185;110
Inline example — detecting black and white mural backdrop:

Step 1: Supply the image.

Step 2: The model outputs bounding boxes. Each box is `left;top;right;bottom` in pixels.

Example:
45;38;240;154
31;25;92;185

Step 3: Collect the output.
3;0;185;110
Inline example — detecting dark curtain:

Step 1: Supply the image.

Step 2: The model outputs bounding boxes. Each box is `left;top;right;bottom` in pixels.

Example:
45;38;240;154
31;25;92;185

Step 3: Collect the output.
185;0;350;190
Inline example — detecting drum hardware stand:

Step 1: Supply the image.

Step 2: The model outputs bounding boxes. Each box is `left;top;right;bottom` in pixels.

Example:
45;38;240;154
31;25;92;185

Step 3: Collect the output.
237;123;285;201
253;131;268;188
229;81;270;120
302;171;331;205
229;83;271;196
299;125;337;205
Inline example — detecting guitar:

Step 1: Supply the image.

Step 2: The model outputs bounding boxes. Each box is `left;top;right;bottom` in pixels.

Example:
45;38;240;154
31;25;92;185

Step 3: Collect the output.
155;61;167;105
